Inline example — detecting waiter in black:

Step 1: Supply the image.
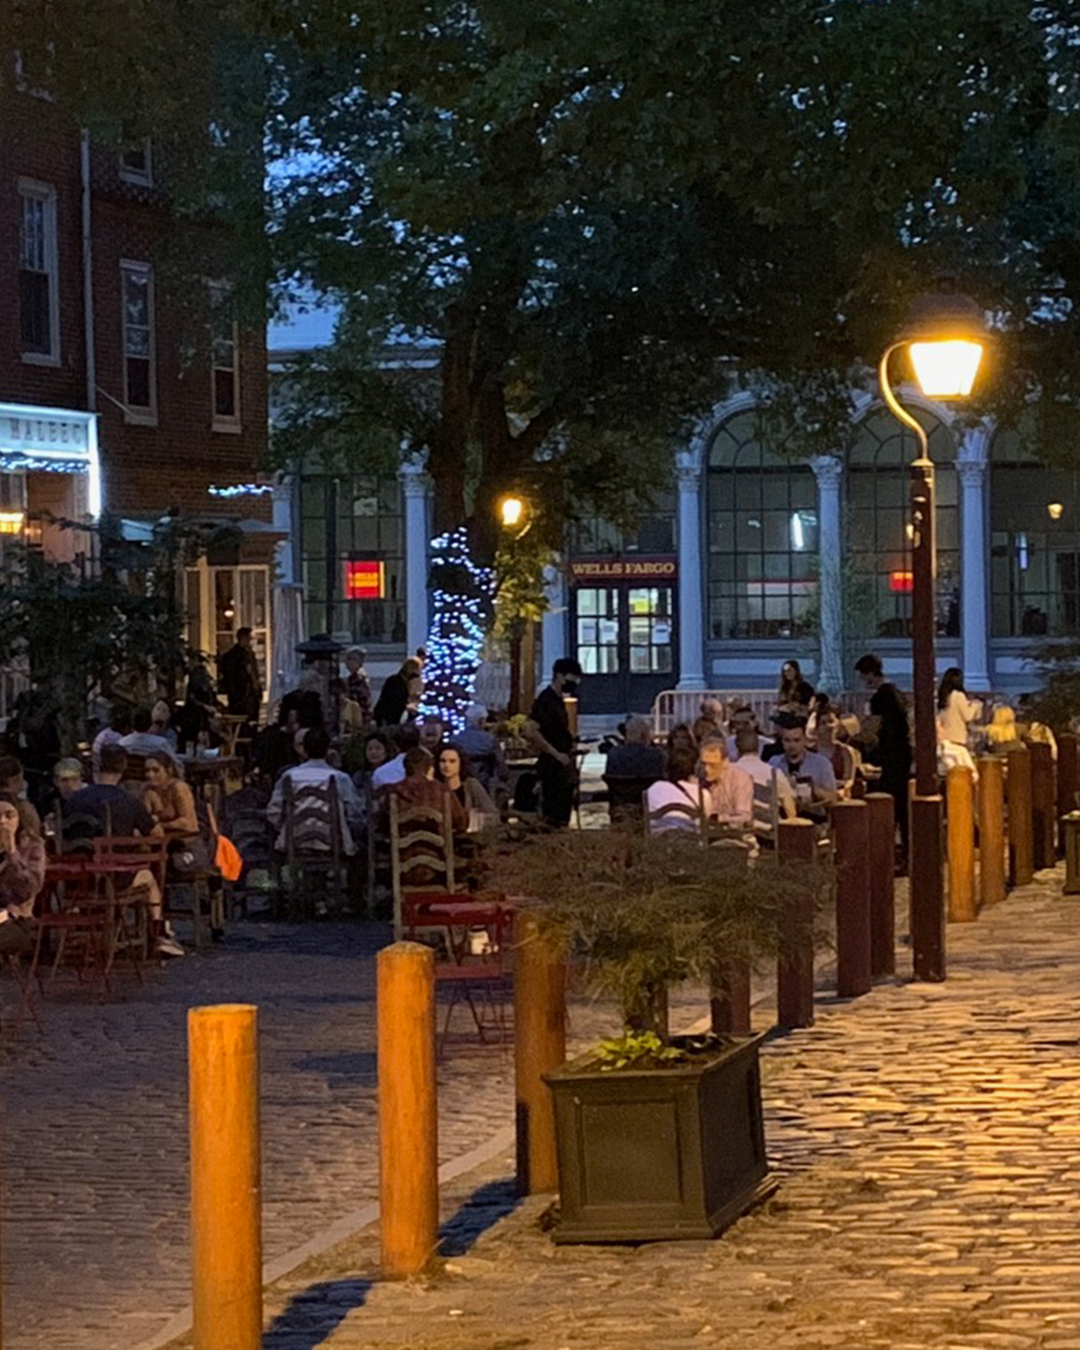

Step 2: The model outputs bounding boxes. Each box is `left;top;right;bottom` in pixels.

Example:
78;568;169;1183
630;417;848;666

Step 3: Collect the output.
528;658;583;827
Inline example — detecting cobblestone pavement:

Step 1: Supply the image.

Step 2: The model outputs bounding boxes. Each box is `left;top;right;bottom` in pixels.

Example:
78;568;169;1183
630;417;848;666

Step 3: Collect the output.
0;916;712;1350
199;868;1080;1350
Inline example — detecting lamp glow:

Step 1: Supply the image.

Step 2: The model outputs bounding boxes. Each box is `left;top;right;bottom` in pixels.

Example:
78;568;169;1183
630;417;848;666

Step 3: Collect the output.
1048;502;1065;521
0;511;26;535
499;496;525;529
908;339;984;398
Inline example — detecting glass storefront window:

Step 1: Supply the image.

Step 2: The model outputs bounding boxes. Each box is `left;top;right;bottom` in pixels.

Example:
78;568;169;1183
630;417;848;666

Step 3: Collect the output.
299;472;406;644
707;413;818;640
991;428;1080;636
846;407;958;641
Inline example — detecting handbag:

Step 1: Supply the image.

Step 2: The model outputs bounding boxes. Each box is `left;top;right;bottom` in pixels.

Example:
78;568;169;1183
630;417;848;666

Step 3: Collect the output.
205;802;243;882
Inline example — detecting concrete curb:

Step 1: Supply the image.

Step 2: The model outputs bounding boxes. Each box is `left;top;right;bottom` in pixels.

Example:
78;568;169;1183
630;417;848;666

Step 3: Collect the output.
132;1124;516;1350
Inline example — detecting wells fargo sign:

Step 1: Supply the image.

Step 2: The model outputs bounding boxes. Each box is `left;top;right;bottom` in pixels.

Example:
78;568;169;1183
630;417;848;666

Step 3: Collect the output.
569;556;677;583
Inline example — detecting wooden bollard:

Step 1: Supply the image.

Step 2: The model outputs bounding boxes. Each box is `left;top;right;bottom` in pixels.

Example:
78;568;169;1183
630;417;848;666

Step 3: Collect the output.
710;962;751;1035
1057;733;1079;854
1029;740;1056;871
378;942;437;1279
946;766;977;923
865;793;896;977
515;915;566;1195
776;818;816;1029
978;755;1006;909
189;1004;262;1350
1007;745;1034;887
832;800;871;998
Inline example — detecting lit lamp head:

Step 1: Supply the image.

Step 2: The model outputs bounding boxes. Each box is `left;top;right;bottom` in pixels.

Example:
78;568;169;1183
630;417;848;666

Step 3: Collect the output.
1048;502;1065;522
901;292;987;398
499;495;526;530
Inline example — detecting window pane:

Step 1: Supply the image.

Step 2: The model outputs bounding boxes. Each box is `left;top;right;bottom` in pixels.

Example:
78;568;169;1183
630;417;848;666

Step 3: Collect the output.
126;358;151;409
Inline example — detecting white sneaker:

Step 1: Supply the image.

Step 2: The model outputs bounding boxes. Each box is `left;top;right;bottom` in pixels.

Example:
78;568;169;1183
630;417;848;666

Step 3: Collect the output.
156;936;186;958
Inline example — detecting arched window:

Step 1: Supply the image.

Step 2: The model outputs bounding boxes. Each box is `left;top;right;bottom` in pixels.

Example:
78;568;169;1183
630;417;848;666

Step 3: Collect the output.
846;407;958;640
991;427;1080;636
706;412;817;640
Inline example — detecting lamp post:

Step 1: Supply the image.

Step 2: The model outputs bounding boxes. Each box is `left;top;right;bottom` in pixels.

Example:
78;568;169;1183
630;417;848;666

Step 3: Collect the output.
878;293;986;982
497;493;535;714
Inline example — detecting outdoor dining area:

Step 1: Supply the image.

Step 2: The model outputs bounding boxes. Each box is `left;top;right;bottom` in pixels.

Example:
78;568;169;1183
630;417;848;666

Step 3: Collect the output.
0;636;1070;1050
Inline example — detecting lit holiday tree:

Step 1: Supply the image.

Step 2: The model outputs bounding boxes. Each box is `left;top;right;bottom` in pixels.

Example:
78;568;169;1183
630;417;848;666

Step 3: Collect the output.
418;527;495;733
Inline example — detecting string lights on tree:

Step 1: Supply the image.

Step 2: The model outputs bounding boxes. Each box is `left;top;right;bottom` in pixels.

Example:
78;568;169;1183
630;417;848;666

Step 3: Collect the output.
418;526;494;733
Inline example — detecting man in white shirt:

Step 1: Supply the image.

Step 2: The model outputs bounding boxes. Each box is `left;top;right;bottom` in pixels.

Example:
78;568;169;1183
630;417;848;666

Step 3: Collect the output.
370;725;420;791
267;726;364;853
698;737;754;826
731;728;797;819
725;706;770;760
119;707;181;767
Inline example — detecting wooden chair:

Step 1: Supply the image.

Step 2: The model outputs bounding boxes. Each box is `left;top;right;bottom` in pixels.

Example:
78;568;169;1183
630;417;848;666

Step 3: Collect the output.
604;773;661;828
389;796;511;1053
751;771;784;848
28;860;119;1003
277;777;350;918
642;788;707;837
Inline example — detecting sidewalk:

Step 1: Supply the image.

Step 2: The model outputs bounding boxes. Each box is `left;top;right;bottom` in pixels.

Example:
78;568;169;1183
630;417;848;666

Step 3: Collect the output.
191;867;1080;1350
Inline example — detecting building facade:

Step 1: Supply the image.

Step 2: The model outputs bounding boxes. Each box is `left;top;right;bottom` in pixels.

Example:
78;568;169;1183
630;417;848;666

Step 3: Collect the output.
270;309;1075;717
2;73;274;699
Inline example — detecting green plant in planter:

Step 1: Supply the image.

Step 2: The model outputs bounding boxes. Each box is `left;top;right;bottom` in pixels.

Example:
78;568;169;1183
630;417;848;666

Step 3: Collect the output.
498;828;829;1039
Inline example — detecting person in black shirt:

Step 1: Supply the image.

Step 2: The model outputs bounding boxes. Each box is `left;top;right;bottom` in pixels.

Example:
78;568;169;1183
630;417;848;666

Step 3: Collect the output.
61;744;159;846
855;653;913;864
527;658;583;827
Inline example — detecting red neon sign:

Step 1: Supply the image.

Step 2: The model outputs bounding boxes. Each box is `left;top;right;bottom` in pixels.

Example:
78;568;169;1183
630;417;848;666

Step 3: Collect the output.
343;559;386;600
889;571;914;593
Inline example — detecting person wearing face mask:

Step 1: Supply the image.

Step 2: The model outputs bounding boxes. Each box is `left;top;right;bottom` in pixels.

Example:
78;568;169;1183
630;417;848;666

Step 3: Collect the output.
527;658;583;828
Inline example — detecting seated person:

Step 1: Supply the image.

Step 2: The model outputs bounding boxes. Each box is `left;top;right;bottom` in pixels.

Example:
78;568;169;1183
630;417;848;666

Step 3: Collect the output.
348;731;393;788
64;745;159;843
120;707;181;767
371;724;421;790
698;737;754;828
267;726;365;854
726;706;770;760
692;697;726;746
645;747;705;832
436;744;499;831
605;716;666;782
455;703;509;797
0;755;42;835
768;723;839;810
728;729;796;819
385;746;468;835
151;700;179;749
666;722;698;758
63;746;180;956
92;704;133;777
0;793;46;956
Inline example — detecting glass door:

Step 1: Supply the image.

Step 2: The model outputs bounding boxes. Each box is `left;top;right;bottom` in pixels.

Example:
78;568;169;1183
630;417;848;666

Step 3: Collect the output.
571;584;678;714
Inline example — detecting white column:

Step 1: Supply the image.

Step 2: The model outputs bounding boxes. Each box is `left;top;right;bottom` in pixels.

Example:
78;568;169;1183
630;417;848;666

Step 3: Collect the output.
399;457;431;654
958;423;992;692
675;452;706;690
811;455;845;694
540;563;567;682
272;475;295;585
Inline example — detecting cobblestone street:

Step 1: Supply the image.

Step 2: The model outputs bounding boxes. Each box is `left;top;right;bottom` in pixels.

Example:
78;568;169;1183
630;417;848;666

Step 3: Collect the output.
0;917;705;1350
204;869;1080;1350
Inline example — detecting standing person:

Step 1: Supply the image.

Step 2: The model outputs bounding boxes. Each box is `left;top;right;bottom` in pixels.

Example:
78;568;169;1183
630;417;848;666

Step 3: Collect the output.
855;653;913;863
373;657;422;727
219;627;262;721
343;647;373;725
937;668;982;749
527;658;583;828
777;660;815;710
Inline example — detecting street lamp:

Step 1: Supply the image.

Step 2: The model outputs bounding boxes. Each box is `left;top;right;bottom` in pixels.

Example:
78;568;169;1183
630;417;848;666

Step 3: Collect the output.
496;492;536;713
499;495;527;531
878;291;986;982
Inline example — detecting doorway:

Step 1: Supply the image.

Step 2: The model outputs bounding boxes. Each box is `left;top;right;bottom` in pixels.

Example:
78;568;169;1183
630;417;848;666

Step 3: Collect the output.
571;584;677;715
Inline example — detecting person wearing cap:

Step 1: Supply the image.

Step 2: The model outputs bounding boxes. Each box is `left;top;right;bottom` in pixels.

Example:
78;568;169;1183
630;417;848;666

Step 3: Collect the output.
344;647;372;725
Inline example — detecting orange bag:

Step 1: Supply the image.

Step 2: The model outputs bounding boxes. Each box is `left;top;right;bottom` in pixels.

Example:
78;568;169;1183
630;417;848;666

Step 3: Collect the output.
214;831;243;882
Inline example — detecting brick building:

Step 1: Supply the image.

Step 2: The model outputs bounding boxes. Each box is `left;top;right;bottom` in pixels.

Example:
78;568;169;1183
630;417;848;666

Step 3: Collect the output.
1;69;278;700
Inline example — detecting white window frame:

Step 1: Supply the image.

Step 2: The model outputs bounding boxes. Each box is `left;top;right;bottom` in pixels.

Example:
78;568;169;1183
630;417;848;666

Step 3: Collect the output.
119;138;154;186
18;179;60;367
209;282;242;433
120;259;158;424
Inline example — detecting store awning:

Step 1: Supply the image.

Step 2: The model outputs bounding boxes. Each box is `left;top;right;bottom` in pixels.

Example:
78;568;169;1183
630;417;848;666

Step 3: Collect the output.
0;402;101;517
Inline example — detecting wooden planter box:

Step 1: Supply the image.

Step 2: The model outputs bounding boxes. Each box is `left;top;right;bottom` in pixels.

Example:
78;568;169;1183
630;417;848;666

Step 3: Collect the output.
544;1033;775;1243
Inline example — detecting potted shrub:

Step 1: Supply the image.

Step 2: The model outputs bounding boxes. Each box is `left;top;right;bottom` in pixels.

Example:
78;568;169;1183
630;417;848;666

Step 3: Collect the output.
499;829;828;1243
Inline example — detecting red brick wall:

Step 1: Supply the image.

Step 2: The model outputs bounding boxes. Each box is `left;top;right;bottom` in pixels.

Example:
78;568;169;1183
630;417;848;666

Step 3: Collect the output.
0;89;270;522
